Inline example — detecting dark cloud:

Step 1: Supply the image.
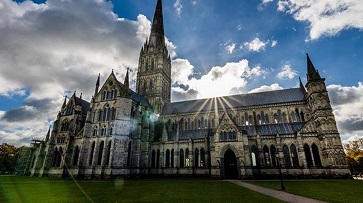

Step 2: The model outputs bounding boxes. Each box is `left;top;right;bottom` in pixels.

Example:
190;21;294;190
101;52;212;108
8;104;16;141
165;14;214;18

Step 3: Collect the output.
2;98;55;122
171;88;199;102
2;106;37;122
328;85;361;105
338;118;363;133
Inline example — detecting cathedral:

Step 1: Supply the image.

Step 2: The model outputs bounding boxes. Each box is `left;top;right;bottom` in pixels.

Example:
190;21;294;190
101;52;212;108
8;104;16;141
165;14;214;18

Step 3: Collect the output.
24;0;350;179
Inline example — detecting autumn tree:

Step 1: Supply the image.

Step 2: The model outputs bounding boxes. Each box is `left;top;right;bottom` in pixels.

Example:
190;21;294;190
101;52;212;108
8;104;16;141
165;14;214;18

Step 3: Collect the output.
344;138;363;175
0;143;23;173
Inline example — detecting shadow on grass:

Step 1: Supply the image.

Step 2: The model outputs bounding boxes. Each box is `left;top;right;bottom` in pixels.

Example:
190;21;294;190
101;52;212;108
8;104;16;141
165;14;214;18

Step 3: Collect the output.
247;179;363;203
1;176;285;203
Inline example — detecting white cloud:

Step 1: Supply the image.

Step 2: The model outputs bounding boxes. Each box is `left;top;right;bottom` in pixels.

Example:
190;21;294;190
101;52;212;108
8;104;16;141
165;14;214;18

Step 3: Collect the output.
248;83;283;93
0;0;179;146
262;0;274;4
243;37;267;52
172;59;267;99
271;40;278;47
174;0;183;17
237;24;243;31
191;1;197;6
276;64;298;80
225;43;236;54
327;82;363;141
277;0;363;40
171;59;194;84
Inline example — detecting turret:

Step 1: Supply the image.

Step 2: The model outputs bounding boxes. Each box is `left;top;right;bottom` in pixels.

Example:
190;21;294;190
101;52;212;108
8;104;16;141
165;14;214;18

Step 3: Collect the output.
94;73;100;96
45;127;51;142
62;96;67;109
121;68;131;98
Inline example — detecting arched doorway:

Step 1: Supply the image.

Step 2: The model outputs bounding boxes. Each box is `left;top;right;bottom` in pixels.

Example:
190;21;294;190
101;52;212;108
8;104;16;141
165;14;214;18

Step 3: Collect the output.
224;149;238;179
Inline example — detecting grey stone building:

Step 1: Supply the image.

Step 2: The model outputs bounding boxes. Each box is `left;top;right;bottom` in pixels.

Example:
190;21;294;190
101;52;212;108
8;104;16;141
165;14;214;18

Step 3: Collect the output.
27;0;350;179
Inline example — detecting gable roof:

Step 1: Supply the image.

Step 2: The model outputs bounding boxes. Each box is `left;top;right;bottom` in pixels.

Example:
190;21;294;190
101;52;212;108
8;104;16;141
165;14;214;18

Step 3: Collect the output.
75;97;90;114
163;88;305;115
118;82;151;109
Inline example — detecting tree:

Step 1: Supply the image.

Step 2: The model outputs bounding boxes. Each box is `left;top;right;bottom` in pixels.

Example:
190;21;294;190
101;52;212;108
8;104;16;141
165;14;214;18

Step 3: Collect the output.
344;139;363;175
0;143;23;173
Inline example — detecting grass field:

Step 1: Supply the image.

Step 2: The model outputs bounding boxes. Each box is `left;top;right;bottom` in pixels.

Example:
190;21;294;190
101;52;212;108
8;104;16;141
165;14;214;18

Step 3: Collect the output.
0;176;284;203
248;179;363;203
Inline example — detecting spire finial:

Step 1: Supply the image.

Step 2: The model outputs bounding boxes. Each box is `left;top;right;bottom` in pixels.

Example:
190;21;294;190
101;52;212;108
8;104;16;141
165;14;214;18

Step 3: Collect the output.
149;0;165;46
121;68;131;98
95;74;100;96
306;53;321;81
45;126;51;142
299;77;307;94
80;93;82;100
62;95;67;108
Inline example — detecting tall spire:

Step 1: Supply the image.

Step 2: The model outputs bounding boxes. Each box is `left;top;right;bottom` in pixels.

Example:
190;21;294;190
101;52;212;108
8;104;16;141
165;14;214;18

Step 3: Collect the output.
45;127;51;142
149;0;165;47
299;77;307;94
121;68;131;98
62;95;67;108
306;53;321;81
95;73;100;96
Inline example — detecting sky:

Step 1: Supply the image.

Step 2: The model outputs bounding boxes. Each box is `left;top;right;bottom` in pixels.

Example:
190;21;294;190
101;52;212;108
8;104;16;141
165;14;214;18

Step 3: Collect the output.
0;0;362;146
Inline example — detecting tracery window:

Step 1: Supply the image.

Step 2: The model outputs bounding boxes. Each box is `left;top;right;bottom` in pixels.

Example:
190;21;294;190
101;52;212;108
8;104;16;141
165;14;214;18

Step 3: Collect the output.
263;145;270;166
304;144;314;167
270;145;277;167
179;149;184;167
89;142;95;166
200;148;206;167
290;144;299;167
283;145;292;167
73;146;79;167
171;149;174;167
165;149;170;168
251;146;257;166
97;141;104;165
312;144;322;167
194;148;199;167
151;150;156;168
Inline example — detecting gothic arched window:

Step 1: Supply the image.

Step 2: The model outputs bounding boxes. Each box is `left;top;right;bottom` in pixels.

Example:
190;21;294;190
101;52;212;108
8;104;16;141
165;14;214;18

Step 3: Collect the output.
195;148;199;167
89;142;95;166
312;143;322;167
105;141;112;166
156;149;160;168
304;144;314;167
73;146;79;167
200;148;206;167
171;149;174;167
180;149;184;167
263;145;270;166
151;150;156;168
251;146;257;166
283;145;291;167
165;149;170;168
270;145;277;167
97;141;104;165
290;144;299;167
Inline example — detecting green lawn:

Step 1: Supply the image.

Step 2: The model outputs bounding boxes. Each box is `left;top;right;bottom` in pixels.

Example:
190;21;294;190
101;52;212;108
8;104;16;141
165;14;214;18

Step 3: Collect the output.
248;180;363;203
0;176;284;203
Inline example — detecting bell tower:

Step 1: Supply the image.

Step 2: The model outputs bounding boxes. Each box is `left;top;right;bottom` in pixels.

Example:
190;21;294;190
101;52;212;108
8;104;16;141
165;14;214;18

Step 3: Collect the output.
136;0;171;114
305;54;346;166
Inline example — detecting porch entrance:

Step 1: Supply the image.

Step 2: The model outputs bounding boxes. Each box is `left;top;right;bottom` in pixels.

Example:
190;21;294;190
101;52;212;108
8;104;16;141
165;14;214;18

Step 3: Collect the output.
224;149;238;179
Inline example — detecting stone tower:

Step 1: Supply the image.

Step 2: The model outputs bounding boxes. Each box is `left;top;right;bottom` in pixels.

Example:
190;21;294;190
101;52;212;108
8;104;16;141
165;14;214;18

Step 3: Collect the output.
136;0;171;114
305;54;346;166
